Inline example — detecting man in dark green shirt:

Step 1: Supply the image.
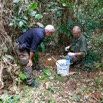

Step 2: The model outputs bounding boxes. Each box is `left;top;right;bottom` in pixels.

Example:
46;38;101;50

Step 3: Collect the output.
65;26;87;66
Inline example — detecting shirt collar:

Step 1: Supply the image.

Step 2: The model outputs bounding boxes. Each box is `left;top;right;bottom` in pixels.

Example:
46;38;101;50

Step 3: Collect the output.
75;34;82;41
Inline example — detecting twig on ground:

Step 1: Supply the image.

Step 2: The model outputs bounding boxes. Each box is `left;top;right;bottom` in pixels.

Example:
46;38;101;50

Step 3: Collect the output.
0;63;4;89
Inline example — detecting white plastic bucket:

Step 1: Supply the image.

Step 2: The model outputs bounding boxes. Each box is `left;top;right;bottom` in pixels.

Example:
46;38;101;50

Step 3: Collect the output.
56;59;70;76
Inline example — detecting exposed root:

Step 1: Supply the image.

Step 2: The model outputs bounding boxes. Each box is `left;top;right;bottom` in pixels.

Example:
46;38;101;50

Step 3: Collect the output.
0;81;4;89
0;63;4;89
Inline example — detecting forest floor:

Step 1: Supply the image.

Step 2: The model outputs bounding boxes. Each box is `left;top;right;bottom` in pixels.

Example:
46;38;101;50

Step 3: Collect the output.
0;46;103;103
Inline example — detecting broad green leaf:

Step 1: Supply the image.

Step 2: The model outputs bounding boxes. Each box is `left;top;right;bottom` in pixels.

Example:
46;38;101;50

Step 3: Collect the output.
57;0;65;3
43;69;52;76
47;88;55;94
36;22;44;27
39;42;45;52
12;95;20;102
1;93;9;101
49;99;55;103
25;0;29;4
56;11;62;17
31;11;37;17
13;0;20;3
19;73;26;80
23;16;28;20
1;43;8;52
57;0;73;7
22;28;27;32
35;14;43;19
29;1;38;10
22;20;28;25
62;3;66;6
62;2;73;7
9;22;14;26
18;21;24;27
5;54;14;60
2;56;8;62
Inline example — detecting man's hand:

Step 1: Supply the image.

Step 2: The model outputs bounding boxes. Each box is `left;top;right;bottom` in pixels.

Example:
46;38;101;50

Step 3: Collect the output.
68;52;75;57
27;59;33;67
27;52;34;67
65;46;71;51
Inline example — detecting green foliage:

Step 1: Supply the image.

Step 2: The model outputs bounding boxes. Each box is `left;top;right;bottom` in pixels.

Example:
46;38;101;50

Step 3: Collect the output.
57;24;71;36
95;63;103;68
35;14;43;19
0;93;20;103
0;43;8;53
37;69;54;81
47;87;55;94
82;50;100;71
9;0;43;32
54;74;64;82
19;73;26;80
100;97;103;103
83;50;100;64
57;0;73;7
37;42;45;52
94;77;102;87
43;69;52;76
57;20;99;38
57;22;81;36
83;33;103;69
29;1;38;10
13;0;20;3
10;1;46;65
37;34;55;52
73;0;103;35
57;0;103;39
32;53;39;66
91;33;103;54
48;99;55;103
36;22;44;28
15;73;26;84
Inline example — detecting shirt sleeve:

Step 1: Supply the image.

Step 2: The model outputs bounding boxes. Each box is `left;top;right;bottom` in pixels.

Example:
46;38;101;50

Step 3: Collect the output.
79;39;87;57
30;36;41;52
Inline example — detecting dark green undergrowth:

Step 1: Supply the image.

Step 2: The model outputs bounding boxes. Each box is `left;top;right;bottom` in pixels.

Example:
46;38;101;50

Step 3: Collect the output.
82;49;100;72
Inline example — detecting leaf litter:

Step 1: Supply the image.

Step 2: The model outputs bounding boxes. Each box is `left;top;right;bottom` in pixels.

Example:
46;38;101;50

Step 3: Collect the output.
0;52;103;103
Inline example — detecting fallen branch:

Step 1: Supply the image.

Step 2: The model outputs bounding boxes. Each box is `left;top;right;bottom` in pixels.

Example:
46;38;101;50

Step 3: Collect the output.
0;63;4;89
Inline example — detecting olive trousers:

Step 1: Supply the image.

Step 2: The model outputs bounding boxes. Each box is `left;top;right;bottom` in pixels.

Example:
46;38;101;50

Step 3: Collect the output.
14;42;33;85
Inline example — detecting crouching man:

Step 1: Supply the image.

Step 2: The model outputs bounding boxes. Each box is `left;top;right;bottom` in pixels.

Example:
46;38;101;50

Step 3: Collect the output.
65;26;87;67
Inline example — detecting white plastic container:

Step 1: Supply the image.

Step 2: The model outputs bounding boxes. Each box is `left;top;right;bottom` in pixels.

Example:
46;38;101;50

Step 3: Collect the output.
56;59;70;76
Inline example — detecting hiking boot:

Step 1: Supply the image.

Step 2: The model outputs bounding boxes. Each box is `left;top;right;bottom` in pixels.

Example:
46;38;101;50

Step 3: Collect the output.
32;66;41;71
28;82;40;88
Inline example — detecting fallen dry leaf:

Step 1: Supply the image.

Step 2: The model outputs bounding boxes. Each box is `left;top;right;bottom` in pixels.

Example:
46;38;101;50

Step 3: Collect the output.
69;72;77;75
90;93;101;99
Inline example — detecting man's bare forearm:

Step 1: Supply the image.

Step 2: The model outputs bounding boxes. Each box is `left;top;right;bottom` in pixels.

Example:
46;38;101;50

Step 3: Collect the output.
74;52;82;56
29;52;35;60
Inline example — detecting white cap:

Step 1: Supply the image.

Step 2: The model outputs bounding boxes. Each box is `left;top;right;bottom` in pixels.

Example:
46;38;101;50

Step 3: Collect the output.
45;25;55;32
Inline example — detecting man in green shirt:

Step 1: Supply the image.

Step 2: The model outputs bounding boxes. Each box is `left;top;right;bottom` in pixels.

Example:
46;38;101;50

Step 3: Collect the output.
65;26;87;66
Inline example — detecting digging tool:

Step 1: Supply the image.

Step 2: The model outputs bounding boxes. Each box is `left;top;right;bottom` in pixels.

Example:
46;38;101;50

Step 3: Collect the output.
51;56;60;65
51;56;63;69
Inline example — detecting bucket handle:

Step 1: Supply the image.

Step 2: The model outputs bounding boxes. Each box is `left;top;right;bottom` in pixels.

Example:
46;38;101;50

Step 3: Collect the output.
52;56;63;69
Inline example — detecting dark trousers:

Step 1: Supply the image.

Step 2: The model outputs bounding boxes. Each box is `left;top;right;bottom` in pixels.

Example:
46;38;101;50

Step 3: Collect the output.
64;51;82;65
14;42;33;85
70;56;82;65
